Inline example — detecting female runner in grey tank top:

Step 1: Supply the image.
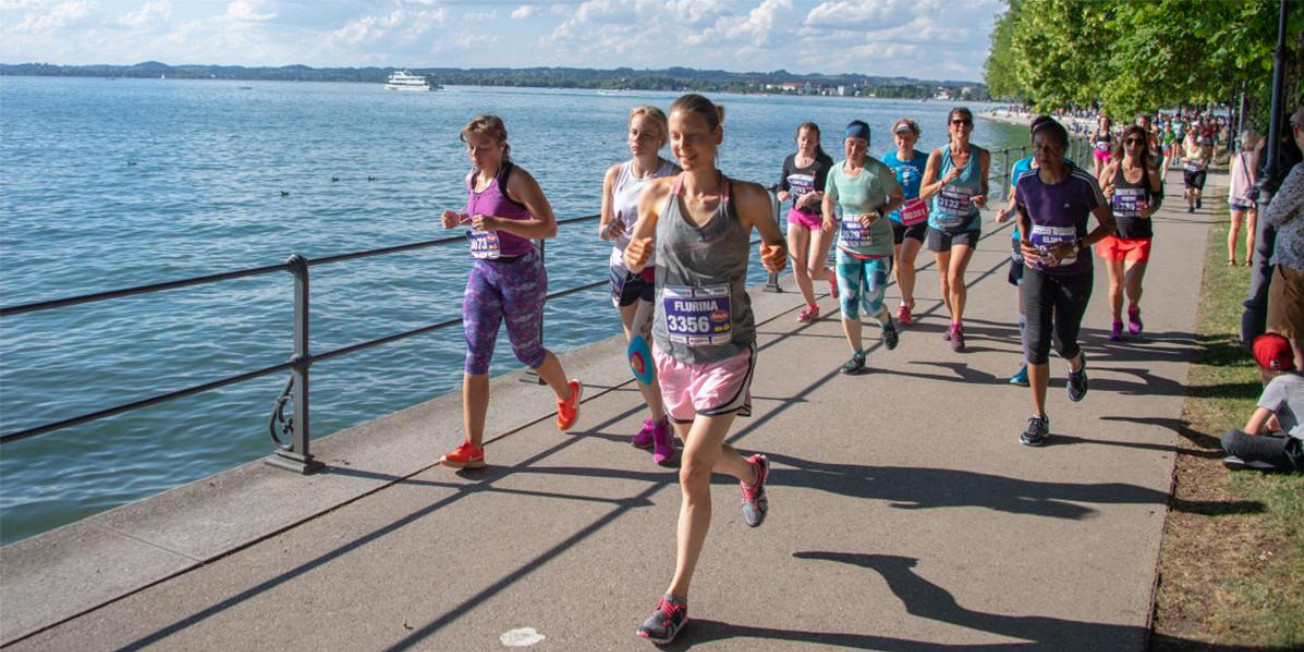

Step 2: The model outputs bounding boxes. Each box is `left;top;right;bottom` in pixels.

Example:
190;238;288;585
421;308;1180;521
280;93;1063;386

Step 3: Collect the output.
623;93;787;646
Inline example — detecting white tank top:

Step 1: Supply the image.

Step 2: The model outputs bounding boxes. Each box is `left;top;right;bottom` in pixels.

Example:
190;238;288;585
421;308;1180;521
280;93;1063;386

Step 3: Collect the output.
610;159;679;270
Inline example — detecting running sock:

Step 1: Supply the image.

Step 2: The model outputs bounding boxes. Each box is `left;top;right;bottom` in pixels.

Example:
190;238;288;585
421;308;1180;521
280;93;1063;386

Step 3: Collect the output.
853;348;864;357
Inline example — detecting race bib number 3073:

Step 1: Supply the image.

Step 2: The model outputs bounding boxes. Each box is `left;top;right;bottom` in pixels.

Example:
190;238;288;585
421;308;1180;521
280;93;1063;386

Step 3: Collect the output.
662;284;733;347
467;231;501;259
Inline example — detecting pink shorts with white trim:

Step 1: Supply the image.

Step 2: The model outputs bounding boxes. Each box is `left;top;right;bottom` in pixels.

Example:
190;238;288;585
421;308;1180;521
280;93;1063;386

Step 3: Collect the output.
653;343;755;424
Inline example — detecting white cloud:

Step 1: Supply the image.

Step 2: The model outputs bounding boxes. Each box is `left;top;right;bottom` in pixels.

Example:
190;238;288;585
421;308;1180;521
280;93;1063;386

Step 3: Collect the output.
805;0;914;30
223;0;275;23
1;0;53;10
15;0;95;31
464;9;496;21
510;5;535;20
117;0;170;29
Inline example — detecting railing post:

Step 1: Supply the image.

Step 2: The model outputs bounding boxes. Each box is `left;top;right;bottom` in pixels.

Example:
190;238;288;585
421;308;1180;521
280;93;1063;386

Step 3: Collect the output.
1001;149;1011;200
267;254;324;474
764;188;783;293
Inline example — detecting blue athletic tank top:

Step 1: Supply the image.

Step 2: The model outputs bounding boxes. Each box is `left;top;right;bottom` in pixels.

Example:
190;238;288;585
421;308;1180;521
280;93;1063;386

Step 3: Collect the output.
929;145;982;233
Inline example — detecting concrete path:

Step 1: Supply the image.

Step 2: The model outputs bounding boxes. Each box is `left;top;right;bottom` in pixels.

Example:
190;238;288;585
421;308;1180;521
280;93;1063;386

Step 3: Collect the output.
2;173;1223;651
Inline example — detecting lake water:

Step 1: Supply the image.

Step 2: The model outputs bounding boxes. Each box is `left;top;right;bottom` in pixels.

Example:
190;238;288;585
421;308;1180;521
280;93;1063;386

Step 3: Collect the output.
0;77;1031;544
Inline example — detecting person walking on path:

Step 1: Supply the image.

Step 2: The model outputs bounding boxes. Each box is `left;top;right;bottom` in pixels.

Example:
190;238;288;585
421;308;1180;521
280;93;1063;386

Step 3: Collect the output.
920;107;989;352
623;94;787;645
1091;115;1113;180
1013;118;1116;447
437;115;583;469
824;120;905;375
1181;123;1212;212
775;122;837;322
1264;106;1304;372
1097;124;1164;341
882;118;930;326
599;105;681;465
1228;130;1261;267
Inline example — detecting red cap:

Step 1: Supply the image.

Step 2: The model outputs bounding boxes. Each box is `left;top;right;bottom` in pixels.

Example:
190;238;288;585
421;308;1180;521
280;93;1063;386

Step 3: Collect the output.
1252;333;1295;372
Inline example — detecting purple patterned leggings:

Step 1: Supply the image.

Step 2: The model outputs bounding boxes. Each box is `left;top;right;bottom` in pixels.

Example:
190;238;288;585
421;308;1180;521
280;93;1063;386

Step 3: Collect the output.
462;251;549;375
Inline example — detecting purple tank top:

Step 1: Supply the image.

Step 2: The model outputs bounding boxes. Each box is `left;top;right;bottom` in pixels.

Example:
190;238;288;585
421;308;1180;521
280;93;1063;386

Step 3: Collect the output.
465;161;536;258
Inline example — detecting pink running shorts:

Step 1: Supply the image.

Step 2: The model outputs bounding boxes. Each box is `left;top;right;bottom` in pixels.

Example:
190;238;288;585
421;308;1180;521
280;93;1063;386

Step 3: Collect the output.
653;344;755;424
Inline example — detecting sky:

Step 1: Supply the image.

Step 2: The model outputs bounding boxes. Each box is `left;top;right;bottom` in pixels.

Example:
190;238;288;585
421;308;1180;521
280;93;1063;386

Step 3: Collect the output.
0;0;1005;81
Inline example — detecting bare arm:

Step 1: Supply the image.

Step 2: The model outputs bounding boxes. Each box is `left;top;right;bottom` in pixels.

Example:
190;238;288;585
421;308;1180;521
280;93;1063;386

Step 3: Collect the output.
597;163;621;241
735;181;787;272
975;148;990;208
918;149;945;201
1243;406;1277;435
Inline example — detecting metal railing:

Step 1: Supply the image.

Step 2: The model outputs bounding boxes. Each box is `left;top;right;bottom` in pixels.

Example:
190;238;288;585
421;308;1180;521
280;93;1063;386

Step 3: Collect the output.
0;211;782;474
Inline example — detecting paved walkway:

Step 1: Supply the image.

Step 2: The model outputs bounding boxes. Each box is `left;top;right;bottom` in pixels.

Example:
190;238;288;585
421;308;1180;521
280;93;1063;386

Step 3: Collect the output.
3;173;1223;651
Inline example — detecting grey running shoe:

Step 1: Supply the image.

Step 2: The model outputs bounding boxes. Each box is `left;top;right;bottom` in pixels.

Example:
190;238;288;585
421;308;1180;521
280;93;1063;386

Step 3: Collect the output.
636;594;688;644
1222;455;1276;471
1067;353;1088;402
740;454;769;527
882;317;899;351
1020;414;1050;446
840;352;866;375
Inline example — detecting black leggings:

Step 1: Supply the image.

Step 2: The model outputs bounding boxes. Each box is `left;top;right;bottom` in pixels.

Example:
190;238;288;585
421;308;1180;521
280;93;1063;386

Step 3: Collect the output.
1021;267;1093;365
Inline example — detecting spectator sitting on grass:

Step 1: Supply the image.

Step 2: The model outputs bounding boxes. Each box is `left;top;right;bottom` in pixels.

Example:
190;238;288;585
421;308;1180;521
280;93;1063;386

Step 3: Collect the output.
1222;333;1303;472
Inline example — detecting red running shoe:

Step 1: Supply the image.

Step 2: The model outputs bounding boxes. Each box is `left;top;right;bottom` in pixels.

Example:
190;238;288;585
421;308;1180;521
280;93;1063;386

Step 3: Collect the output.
440;439;485;469
556;379;583;431
897;304;913;326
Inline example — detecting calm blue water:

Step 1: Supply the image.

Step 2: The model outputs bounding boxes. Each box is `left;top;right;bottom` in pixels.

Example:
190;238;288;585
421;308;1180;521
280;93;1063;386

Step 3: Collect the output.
0;77;1029;544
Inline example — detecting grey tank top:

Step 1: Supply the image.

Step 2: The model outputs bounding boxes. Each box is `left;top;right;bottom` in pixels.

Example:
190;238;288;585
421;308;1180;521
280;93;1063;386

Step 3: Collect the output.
651;174;755;364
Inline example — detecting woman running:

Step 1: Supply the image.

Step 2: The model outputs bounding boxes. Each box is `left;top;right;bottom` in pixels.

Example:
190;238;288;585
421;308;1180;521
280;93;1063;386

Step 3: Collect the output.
824;120;905;374
1091;115;1113;180
882;118;930;325
624;93;787;645
1014;118;1117;446
1181;123;1211;212
775;122;837;322
437;115;582;469
599;105;681;465
1097;124;1164;341
1228;129;1261;266
920;107;989;352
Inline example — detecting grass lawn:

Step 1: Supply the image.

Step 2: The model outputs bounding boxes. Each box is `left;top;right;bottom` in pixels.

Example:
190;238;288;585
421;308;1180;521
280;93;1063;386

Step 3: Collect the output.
1150;209;1304;649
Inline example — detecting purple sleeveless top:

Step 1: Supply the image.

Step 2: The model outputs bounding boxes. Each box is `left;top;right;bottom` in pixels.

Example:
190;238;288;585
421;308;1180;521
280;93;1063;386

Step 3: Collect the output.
465;161;536;258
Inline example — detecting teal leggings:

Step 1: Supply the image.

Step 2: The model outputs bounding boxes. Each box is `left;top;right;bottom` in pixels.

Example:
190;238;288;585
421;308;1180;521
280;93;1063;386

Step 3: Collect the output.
835;249;892;321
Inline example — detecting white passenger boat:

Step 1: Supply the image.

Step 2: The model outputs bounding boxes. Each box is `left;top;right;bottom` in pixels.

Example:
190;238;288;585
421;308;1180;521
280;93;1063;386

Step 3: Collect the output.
384;70;435;92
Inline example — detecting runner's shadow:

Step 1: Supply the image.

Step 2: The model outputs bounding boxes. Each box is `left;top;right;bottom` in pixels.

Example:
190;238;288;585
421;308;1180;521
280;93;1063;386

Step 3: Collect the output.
763;452;1170;520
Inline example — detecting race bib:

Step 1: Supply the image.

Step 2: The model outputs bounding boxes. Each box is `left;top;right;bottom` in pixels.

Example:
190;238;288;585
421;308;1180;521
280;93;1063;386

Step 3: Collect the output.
937;186;973;221
467;230;501;259
900;198;929;226
1029;225;1078;267
1112;188;1147;218
787;172;815;197
1184;160;1203;172
1094;141;1110;152
662;284;732;347
840;216;872;248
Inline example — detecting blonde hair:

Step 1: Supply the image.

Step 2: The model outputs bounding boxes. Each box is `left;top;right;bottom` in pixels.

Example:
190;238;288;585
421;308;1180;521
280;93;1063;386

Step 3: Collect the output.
629;105;669;147
460;114;511;161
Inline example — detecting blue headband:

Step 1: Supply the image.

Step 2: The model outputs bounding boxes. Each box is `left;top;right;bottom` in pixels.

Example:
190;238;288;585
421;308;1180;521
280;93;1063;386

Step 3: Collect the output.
844;121;870;141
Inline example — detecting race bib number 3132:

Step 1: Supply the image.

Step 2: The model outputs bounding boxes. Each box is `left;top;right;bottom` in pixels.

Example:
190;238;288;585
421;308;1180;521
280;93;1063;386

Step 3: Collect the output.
662;284;733;347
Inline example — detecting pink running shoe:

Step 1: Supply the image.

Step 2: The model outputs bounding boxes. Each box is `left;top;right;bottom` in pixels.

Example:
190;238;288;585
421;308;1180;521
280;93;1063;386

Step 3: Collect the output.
1128;306;1143;335
827;274;839;300
1109;320;1124;342
950;324;966;352
652;418;675;466
897;304;913;326
631;418;656;449
797;304;819;322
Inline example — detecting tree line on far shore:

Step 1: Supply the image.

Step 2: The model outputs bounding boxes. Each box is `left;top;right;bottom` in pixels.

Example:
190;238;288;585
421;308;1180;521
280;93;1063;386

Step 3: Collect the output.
984;0;1303;127
0;62;988;100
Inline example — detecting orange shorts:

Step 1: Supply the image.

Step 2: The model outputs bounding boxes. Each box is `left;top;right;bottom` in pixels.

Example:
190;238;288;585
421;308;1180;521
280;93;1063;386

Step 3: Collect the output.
1095;235;1151;263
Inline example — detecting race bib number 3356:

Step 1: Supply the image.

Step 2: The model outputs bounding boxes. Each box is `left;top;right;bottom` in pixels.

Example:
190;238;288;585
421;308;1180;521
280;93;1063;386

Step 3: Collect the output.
663;284;733;346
